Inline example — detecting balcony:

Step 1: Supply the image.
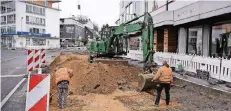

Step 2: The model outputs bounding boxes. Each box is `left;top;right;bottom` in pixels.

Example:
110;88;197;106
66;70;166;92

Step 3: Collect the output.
7;21;15;24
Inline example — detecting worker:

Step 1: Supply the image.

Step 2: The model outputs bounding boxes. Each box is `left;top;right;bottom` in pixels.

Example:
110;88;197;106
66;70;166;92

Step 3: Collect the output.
55;64;73;109
152;61;173;106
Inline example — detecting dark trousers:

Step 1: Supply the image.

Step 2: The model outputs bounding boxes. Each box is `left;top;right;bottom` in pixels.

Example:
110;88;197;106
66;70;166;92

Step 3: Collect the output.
155;83;170;105
57;81;69;109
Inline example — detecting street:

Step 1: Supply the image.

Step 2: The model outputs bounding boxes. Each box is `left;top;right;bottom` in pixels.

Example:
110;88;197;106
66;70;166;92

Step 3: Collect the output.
1;49;27;101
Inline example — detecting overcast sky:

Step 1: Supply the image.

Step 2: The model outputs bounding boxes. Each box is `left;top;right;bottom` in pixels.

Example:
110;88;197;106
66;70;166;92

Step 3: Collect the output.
59;0;120;28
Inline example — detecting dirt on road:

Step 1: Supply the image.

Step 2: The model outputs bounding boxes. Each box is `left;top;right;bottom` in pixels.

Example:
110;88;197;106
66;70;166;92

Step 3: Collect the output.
49;54;231;111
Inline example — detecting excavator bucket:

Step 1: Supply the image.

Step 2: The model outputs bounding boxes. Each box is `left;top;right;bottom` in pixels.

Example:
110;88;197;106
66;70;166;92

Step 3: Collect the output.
138;67;159;91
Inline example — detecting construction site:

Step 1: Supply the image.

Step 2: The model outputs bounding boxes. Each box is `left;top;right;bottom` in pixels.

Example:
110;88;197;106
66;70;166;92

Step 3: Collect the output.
48;53;231;111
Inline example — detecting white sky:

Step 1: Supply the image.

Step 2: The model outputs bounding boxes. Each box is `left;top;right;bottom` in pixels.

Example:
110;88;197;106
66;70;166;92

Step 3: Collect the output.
59;0;120;28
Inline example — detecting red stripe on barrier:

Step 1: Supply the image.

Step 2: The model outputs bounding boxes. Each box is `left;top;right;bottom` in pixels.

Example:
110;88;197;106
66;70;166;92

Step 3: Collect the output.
41;53;45;58
28;67;33;72
28;50;32;55
29;74;47;92
35;56;39;62
29;94;47;111
35;64;39;68
42;60;45;63
28;57;33;65
35;50;39;53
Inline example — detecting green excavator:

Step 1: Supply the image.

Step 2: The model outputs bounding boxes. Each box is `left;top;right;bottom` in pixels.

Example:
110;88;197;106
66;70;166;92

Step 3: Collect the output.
87;12;156;91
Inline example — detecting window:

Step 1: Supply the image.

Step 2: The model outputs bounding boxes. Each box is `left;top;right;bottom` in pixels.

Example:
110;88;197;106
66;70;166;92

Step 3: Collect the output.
1;6;6;13
7;2;15;13
43;29;45;33
152;0;158;11
6;26;16;32
211;23;231;58
125;3;134;21
1;16;6;25
187;26;203;55
26;16;29;24
26;38;30;45
26;16;45;26
42;19;45;26
7;14;15;24
190;31;197;36
26;4;45;16
32;38;46;46
1;26;6;33
42;1;47;6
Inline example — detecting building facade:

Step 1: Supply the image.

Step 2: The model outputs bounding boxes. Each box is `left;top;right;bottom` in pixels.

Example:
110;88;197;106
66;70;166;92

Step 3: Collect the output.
1;0;61;49
117;0;231;58
60;18;85;47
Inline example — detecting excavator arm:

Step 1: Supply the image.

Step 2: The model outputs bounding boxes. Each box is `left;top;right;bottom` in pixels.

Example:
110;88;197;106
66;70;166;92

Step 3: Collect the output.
88;12;154;68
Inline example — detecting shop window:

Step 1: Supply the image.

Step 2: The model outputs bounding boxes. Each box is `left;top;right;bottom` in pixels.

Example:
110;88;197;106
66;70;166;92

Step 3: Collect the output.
187;26;203;55
211;23;231;58
26;38;30;45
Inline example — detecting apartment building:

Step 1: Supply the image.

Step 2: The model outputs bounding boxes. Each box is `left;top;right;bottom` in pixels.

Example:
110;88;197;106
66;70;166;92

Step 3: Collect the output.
1;0;61;49
60;17;85;47
117;0;231;58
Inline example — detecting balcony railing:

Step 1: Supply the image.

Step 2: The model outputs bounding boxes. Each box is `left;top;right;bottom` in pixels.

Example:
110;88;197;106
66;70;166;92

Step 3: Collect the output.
26;21;45;26
1;22;7;25
26;10;45;16
7;21;15;24
7;9;15;13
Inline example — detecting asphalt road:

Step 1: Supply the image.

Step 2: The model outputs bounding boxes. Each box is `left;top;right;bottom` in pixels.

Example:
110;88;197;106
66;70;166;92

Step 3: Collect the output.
1;49;27;101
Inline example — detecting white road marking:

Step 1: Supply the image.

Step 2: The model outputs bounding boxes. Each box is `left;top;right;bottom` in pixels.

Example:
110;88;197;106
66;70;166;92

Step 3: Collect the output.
0;74;26;78
0;58;16;63
1;78;27;108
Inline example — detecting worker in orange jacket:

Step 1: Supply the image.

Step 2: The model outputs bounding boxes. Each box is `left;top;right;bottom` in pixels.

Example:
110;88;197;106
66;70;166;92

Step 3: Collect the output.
55;64;73;109
152;61;173;106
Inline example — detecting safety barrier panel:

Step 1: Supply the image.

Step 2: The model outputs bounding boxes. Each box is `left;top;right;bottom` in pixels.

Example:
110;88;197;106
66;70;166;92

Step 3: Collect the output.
153;52;231;83
220;59;231;82
25;74;50;111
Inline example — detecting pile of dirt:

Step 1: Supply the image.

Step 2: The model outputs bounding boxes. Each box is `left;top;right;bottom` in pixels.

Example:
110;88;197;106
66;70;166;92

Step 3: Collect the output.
49;54;142;107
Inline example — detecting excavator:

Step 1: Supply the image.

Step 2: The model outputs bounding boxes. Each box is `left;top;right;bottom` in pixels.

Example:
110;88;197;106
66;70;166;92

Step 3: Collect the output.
87;12;157;91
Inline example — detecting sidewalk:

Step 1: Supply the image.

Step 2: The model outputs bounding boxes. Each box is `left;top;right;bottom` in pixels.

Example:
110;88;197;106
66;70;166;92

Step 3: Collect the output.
127;59;231;94
173;72;231;93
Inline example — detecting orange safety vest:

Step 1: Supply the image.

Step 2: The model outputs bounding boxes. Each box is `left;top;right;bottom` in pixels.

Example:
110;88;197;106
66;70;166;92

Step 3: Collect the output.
55;67;73;84
153;66;173;83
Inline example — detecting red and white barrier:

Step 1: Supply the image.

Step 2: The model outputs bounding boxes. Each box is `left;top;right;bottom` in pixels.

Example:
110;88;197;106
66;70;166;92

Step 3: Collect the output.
34;49;41;69
41;49;46;63
25;74;50;111
27;50;34;72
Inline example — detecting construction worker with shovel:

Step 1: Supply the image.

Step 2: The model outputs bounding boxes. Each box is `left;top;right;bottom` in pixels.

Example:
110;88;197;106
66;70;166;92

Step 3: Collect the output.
152;61;173;106
55;64;73;110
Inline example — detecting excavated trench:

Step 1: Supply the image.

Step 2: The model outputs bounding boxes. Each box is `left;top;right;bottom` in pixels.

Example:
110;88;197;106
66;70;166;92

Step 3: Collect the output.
49;54;231;111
